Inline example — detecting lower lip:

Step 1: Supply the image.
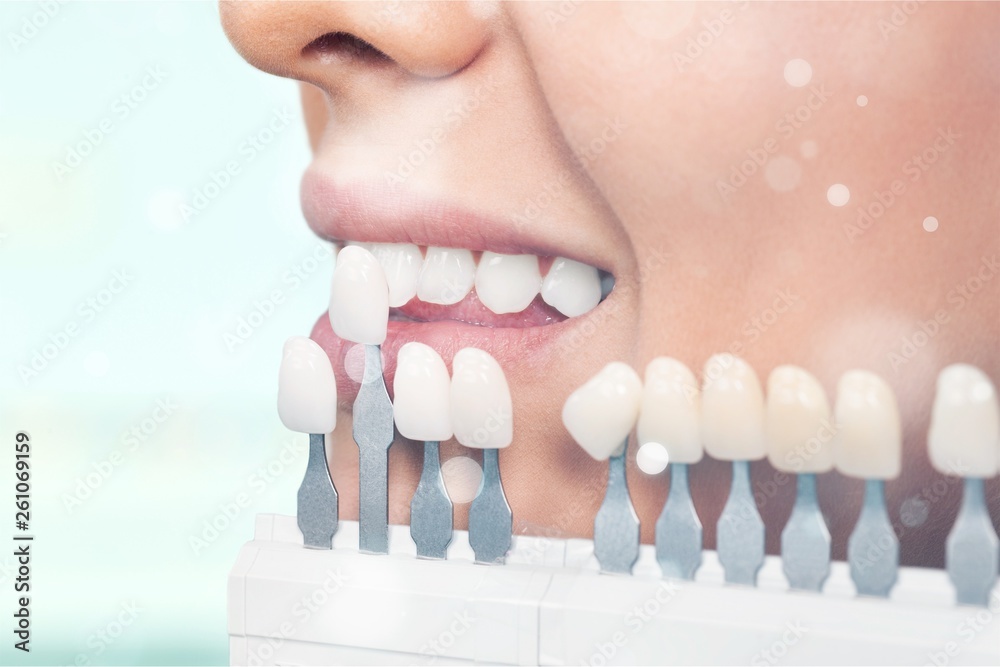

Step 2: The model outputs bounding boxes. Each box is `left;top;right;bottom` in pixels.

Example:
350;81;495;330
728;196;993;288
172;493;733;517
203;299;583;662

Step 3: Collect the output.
310;310;580;404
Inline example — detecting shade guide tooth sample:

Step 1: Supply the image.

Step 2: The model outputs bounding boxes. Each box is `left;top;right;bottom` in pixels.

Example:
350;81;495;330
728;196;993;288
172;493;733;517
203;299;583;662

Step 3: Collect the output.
562;362;642;460
277;336;337;435
701;354;766;461
928;363;1000;478
278;336;338;549
702;354;765;585
393;342;453;559
834;369;901;597
638;357;703;580
928;364;1000;606
451;348;513;449
832;370;902;480
418;246;475;305
564;362;642;574
329;245;389;345
474;252;541;315
765;365;832;591
393;342;453;442
541;257;602;317
452;348;512;564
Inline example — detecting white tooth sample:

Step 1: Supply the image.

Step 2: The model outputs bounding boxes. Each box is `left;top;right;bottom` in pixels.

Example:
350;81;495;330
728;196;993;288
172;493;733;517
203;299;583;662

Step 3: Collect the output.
928;364;1000;478
475;252;541;314
417;246;476;305
329;245;389;345
277;336;337;434
563;362;643;461
541;257;602;317
393;342;453;442
765;365;835;474
701;354;766;461
366;243;422;307
832;370;902;480
637;357;702;464
451;348;513;449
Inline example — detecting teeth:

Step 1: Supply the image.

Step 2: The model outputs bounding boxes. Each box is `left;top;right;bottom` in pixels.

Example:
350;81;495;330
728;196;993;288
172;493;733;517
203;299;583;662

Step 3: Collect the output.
329;245;389;345
475;252;541;314
637;357;702;464
928;364;1000;478
392;342;453;442
600;272;616;300
277;336;337;434
541;257;602;318
365;242;422;308
417;247;476;305
450;348;513;449
700;354;766;461
765;365;835;474
562;362;643;461
832;370;902;480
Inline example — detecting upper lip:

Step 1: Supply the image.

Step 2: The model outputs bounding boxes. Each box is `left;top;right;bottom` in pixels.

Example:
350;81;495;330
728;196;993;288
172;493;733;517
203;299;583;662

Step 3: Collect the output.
300;167;615;274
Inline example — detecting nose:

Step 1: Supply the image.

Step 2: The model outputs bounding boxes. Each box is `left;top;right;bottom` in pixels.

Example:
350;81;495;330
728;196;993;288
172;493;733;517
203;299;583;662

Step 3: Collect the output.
220;0;496;91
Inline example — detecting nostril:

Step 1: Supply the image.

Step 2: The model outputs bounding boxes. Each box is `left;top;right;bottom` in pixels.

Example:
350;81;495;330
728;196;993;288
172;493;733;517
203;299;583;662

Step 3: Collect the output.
302;32;392;65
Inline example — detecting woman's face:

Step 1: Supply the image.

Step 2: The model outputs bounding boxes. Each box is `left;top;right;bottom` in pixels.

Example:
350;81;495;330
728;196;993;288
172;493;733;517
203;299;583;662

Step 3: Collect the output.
222;1;1000;565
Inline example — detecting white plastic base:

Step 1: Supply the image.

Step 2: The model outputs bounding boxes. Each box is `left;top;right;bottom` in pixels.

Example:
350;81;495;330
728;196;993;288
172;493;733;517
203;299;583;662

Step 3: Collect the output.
229;514;1000;665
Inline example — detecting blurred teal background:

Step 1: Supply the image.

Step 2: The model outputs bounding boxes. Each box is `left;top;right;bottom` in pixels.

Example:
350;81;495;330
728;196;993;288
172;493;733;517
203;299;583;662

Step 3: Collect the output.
0;2;329;664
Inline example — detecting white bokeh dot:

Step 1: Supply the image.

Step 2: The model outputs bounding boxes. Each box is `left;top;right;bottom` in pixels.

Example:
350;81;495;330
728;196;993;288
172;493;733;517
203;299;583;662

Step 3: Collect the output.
800;140;818;159
764;155;802;192
636;442;670;475
827;183;851;207
856;95;868;107
441;456;483;504
783;59;812;87
84;351;110;378
923;216;939;232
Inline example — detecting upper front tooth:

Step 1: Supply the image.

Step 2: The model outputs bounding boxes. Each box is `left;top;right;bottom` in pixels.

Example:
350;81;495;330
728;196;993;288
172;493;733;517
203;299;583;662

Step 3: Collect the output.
366;243;422;308
475;252;541;314
450;348;513;449
832;370;901;480
329;245;389;345
277;336;337;434
562;362;642;461
418;247;476;305
765;365;835;474
701;354;766;461
637;357;702;464
393;342;453;442
541;257;601;317
928;364;1000;478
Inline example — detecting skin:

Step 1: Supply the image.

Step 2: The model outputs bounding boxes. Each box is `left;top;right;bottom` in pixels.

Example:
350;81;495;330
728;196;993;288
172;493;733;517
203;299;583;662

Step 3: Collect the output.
222;1;1000;567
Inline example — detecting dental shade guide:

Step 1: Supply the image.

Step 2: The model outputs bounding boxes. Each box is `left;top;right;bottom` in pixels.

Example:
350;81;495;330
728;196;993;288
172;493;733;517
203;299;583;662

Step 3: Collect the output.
563;362;643;574
639;358;704;580
834;370;902;597
452;348;514;564
394;342;454;559
702;354;766;585
277;337;339;549
928;364;1000;606
329;246;395;554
